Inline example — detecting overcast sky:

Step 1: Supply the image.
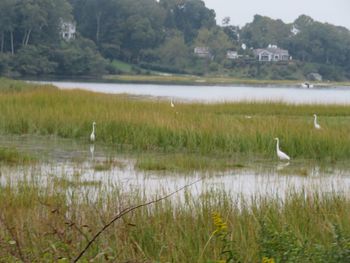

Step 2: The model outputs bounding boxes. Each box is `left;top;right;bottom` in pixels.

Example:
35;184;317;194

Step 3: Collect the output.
203;0;350;29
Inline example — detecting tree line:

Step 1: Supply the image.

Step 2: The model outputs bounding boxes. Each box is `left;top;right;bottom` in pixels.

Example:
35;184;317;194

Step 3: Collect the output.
0;0;349;80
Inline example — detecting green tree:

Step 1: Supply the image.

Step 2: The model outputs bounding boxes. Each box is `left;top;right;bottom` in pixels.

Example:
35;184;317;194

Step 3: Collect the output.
288;15;350;67
221;16;240;42
13;45;57;75
0;0;73;54
0;0;17;54
53;38;108;76
158;31;189;68
17;0;49;46
71;0;166;61
0;53;11;74
240;15;292;48
194;27;231;62
160;0;216;43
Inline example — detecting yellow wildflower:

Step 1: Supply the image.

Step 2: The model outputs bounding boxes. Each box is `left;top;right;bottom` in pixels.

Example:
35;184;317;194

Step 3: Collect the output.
212;212;228;235
262;256;275;263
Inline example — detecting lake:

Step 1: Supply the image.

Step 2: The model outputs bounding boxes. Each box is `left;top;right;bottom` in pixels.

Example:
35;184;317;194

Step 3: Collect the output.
36;80;350;104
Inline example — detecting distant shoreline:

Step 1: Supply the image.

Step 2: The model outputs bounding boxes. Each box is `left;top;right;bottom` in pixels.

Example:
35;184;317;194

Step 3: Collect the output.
17;74;350;88
103;74;350;87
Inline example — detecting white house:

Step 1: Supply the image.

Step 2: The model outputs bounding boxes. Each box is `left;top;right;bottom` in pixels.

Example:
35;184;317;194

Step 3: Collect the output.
226;50;238;60
60;21;76;41
194;47;212;59
253;45;290;62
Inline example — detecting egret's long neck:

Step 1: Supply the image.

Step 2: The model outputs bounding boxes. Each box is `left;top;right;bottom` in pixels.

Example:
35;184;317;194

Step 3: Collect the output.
92;124;95;133
276;140;280;152
314;115;317;125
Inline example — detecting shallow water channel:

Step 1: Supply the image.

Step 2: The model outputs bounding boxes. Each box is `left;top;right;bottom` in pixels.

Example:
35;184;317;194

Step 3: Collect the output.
1;135;349;202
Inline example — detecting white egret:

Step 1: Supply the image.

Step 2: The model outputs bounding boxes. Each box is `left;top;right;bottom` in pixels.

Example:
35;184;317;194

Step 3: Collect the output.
274;138;290;161
313;114;321;129
90;122;96;142
170;98;175;108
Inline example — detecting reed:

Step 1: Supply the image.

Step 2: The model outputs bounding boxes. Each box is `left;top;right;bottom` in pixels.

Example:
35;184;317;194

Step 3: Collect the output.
1;78;350;162
0;78;55;93
136;153;245;172
1;79;350;262
0;175;349;262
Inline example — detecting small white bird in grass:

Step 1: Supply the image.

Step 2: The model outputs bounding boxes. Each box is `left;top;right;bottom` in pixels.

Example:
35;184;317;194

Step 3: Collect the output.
170;98;175;108
313;114;321;129
90;121;96;142
274;137;290;161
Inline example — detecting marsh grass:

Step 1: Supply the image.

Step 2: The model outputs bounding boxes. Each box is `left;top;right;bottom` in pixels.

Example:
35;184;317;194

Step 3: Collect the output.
0;147;34;165
1;78;350;262
1;78;350;163
0;78;55;93
136;153;245;172
0;177;349;262
52;177;102;188
93;158;125;171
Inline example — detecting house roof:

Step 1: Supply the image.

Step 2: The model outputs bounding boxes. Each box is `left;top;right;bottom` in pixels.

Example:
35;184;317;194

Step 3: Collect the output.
254;47;289;56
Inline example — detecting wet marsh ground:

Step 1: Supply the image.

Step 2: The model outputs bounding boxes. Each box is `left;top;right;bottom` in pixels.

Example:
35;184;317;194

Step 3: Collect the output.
0;78;350;262
2;79;350;162
1;166;350;262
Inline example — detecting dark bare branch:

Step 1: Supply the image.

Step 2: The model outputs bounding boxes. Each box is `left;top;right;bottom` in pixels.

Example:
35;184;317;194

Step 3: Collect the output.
74;179;201;262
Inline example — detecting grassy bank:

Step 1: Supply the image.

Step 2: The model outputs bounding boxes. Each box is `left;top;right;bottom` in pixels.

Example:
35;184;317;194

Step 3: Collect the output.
0;176;349;262
104;74;350;87
1;78;350;162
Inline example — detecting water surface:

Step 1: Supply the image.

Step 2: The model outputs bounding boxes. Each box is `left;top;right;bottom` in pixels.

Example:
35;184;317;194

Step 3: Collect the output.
1;135;349;201
36;81;350;104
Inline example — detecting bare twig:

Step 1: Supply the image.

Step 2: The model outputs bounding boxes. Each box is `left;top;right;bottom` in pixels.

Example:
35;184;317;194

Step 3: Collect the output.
0;214;27;262
38;199;90;242
74;179;201;262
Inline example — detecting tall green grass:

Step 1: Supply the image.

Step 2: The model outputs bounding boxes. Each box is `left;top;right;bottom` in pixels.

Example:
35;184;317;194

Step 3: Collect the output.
0;177;349;262
1;78;350;160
